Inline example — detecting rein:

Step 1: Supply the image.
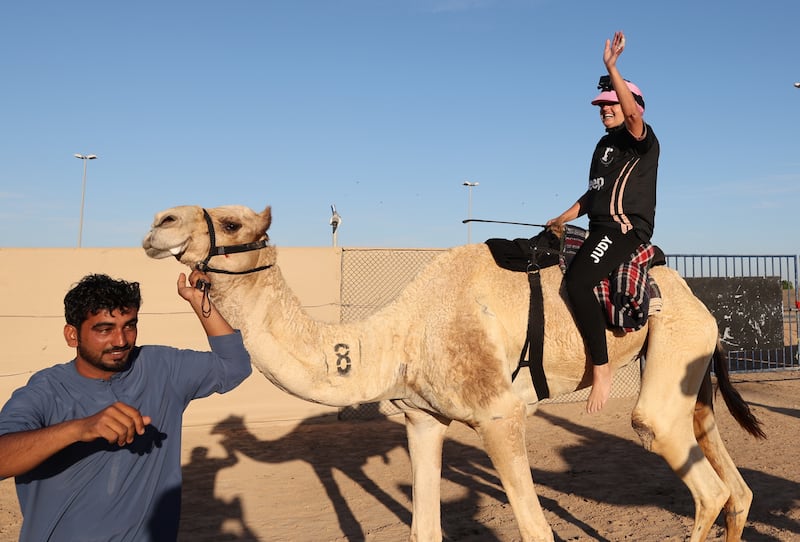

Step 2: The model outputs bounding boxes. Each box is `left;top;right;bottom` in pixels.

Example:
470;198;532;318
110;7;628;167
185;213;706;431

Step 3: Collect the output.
195;208;273;276
462;218;547;228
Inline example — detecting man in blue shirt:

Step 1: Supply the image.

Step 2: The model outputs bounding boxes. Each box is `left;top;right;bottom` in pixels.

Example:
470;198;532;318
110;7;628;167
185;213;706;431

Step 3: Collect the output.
0;271;252;541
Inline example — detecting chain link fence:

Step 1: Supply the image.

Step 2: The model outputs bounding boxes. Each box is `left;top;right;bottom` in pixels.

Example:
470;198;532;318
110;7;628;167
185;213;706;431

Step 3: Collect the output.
340;248;444;322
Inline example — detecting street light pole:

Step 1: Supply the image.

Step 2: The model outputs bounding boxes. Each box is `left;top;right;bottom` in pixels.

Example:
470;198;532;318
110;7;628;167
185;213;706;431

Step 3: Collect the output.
329;204;342;247
74;153;98;247
462;181;479;243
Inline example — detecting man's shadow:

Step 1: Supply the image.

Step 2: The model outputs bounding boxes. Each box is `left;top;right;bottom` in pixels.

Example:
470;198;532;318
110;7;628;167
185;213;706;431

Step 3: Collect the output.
179;443;257;541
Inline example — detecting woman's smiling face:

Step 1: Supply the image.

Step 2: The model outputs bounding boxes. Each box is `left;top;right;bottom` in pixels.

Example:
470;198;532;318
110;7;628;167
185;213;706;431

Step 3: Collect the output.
597;101;624;129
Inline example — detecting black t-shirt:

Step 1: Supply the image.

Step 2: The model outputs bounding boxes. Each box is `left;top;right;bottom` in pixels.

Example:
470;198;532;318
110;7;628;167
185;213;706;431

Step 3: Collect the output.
585;122;659;241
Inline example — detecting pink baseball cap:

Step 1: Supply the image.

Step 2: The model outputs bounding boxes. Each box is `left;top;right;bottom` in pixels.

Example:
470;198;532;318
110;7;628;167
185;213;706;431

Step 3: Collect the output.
592;80;645;113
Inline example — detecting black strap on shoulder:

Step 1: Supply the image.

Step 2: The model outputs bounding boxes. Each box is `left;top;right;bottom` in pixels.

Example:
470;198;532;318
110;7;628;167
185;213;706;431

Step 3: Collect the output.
511;234;558;400
511;263;550;400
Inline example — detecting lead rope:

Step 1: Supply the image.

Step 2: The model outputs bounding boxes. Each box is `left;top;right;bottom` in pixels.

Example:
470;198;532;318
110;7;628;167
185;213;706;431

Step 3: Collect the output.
196;278;212;318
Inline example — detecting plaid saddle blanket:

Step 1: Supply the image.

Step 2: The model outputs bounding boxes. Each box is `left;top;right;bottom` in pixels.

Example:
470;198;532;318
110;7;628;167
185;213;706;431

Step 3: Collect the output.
560;226;663;332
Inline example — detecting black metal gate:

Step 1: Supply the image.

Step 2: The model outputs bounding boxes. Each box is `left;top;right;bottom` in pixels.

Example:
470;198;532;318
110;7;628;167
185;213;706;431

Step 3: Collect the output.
666;254;799;372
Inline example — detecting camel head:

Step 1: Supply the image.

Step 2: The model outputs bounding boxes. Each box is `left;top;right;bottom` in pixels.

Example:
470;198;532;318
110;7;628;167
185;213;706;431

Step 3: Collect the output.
142;204;273;273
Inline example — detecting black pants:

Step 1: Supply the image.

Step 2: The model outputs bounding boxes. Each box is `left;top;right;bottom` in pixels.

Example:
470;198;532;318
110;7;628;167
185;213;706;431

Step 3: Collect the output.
565;226;643;366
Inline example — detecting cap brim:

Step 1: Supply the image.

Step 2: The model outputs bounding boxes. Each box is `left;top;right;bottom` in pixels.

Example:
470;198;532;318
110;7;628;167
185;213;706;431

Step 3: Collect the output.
591;90;619;105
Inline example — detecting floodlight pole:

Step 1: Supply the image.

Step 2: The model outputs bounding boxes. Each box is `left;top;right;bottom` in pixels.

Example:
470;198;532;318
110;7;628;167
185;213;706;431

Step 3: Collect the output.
74;153;98;247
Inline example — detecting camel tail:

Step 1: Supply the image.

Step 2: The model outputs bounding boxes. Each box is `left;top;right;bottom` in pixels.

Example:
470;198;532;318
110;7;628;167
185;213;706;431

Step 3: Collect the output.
712;340;767;439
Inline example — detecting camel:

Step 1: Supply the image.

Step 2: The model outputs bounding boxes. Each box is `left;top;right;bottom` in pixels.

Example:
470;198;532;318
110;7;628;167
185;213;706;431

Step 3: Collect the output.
142;203;765;542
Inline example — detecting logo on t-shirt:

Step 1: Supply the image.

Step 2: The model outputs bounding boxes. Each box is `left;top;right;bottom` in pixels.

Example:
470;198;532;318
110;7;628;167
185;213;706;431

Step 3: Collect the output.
588;176;605;190
600;146;614;165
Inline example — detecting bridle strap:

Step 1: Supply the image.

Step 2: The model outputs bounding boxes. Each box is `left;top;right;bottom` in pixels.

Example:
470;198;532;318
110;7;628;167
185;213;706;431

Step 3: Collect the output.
196;208;273;275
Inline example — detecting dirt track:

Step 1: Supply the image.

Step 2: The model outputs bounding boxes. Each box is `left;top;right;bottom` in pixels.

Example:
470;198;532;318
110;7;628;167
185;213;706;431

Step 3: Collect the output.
1;371;798;541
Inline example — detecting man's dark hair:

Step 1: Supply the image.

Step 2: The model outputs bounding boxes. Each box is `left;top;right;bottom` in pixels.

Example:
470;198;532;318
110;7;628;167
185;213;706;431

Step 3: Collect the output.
64;274;142;328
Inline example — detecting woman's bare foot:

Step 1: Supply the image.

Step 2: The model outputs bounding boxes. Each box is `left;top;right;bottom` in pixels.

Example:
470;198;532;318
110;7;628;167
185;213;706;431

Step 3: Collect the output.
586;364;612;413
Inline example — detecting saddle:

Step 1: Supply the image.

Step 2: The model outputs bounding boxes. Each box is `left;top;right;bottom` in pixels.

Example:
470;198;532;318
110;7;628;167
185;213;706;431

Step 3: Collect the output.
485;225;665;399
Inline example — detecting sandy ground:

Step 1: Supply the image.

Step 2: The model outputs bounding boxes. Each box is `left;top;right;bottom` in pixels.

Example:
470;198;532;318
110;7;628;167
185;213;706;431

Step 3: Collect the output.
1;371;798;542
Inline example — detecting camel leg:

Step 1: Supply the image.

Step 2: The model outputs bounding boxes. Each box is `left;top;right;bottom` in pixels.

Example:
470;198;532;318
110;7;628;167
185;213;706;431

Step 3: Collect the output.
694;372;752;541
403;408;450;542
473;393;554;542
633;339;731;542
634;392;730;541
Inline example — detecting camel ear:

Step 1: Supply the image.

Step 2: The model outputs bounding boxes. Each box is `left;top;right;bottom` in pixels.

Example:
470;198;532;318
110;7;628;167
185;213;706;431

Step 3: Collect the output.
260;206;272;233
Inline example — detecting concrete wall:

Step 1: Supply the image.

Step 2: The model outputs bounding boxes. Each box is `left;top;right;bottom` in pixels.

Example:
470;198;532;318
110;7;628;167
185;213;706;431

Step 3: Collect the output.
0;247;344;428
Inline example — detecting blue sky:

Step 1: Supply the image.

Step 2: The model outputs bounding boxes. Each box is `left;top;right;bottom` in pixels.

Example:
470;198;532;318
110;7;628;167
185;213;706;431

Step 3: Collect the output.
1;1;799;255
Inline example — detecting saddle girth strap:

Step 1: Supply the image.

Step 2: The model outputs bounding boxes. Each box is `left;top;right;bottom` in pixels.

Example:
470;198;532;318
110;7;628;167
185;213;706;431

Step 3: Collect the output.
511;269;550;400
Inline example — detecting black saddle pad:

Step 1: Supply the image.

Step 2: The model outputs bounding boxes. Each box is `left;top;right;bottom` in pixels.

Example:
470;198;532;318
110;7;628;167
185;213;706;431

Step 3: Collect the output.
485;229;561;272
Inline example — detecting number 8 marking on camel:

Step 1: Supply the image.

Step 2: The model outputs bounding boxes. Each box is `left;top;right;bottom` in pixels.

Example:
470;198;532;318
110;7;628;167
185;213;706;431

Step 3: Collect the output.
334;343;351;375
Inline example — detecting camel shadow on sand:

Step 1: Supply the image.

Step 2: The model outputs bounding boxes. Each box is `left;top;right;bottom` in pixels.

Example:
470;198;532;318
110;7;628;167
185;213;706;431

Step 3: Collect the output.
178;410;516;541
178;406;798;542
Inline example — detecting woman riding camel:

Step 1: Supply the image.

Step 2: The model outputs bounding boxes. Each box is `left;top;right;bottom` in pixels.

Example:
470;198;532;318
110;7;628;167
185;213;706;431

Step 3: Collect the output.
547;31;660;413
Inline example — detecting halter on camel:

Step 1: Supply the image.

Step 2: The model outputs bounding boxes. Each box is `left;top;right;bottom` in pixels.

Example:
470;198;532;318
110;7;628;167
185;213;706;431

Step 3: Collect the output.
195;208;273;275
191;208;273;315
